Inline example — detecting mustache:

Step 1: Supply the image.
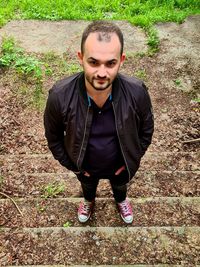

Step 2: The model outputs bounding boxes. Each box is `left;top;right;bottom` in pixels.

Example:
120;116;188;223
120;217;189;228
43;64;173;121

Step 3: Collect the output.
95;75;108;80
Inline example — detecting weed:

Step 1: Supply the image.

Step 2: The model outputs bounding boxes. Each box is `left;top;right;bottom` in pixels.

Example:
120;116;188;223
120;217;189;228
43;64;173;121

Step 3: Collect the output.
36;202;46;212
42;182;65;199
14;56;42;80
134;69;147;80
0;175;4;188
0;37;20;67
0;37;43;81
63;221;72;227
174;79;182;86
1;36;20;54
134;51;146;58
66;62;82;75
0;37;46;110
43;51;58;62
146;26;160;55
42;52;82;78
45;66;53;76
192;98;200;103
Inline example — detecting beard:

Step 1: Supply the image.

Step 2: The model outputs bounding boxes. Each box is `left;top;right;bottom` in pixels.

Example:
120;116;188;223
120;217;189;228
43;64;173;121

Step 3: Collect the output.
85;74;113;91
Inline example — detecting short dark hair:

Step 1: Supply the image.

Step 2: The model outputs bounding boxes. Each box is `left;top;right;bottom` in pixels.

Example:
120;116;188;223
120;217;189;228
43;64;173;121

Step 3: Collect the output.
81;20;124;55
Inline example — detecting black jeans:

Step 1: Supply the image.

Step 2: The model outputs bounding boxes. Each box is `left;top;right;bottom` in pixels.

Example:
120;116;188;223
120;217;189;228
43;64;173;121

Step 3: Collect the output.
77;170;129;203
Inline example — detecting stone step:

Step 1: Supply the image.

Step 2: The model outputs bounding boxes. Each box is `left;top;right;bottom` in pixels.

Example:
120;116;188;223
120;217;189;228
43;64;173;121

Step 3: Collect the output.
0;197;199;228
0;152;199;175
1;171;199;198
0;227;199;265
5;265;200;267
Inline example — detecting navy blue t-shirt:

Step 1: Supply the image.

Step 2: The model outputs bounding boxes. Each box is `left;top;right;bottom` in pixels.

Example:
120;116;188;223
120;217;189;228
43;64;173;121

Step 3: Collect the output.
82;96;124;176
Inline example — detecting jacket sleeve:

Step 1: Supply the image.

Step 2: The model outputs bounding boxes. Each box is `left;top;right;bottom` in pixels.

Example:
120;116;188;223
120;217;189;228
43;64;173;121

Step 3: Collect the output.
137;83;154;156
44;88;77;171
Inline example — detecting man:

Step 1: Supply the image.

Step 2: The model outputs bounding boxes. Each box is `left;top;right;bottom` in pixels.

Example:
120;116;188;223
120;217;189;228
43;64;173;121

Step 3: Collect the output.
44;20;154;224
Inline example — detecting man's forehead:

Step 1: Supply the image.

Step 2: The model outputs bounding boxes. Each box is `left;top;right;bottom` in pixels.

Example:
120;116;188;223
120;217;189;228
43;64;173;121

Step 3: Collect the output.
82;32;122;59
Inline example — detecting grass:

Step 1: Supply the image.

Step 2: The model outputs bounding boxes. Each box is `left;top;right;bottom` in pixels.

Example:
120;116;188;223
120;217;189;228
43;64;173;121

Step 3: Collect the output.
0;37;82;110
134;68;147;80
192;98;200;103
0;37;46;109
63;221;72;227
0;37;42;80
0;0;199;27
41;182;65;199
174;79;182;86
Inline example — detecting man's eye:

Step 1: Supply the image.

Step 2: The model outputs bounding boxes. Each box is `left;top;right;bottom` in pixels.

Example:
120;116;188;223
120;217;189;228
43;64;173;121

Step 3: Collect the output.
106;61;116;68
89;61;98;66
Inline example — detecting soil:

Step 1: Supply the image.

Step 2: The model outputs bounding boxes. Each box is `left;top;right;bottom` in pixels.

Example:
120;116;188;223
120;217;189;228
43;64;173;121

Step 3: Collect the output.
0;16;200;265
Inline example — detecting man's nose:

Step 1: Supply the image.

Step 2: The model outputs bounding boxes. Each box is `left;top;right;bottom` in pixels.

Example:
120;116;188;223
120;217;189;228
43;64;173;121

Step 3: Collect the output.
97;65;107;77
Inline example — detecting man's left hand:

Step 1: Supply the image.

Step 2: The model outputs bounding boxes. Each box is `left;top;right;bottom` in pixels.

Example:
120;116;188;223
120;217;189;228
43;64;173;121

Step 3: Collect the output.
115;165;126;175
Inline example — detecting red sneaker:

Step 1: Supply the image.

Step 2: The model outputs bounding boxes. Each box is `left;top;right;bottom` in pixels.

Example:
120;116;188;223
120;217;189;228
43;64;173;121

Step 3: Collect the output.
78;199;94;223
117;198;133;224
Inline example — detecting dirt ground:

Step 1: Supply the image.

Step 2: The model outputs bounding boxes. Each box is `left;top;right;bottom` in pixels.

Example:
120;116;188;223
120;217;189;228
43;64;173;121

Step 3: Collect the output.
0;16;200;265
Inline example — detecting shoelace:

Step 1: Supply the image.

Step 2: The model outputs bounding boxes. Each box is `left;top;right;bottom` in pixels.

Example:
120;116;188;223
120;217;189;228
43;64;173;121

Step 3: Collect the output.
79;202;91;215
119;201;131;216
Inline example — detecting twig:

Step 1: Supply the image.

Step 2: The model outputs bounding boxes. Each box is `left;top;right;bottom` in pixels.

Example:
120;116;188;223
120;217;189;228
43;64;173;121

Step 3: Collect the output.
0;192;23;216
182;138;200;144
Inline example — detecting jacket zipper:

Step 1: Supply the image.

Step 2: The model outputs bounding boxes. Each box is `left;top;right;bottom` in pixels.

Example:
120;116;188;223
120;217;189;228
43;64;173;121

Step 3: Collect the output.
112;102;131;181
76;105;90;169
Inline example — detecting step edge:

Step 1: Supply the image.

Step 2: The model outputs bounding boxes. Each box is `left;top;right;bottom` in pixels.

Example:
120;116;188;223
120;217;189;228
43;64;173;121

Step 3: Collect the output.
1;196;200;203
16;170;200;175
5;265;199;267
6;265;199;267
1;226;200;233
3;170;200;176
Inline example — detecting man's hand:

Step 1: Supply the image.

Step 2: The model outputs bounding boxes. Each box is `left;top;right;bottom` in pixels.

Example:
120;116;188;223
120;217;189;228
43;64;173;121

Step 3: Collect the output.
115;165;126;175
73;170;90;176
83;171;90;177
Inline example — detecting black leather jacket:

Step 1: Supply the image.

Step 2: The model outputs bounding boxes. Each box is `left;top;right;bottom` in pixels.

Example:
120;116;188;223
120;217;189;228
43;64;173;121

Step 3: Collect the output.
44;72;154;179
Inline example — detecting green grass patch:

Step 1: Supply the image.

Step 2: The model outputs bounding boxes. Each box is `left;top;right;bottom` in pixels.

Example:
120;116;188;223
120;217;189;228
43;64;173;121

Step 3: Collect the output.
41;182;65;199
41;52;82;78
0;37;46;109
0;37;42;80
0;37;82;110
63;221;72;227
0;0;199;27
192;98;200;103
134;68;147;80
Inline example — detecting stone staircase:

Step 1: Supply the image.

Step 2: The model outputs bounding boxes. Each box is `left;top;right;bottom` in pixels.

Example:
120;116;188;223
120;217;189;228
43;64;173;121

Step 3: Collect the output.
0;151;199;266
0;15;200;267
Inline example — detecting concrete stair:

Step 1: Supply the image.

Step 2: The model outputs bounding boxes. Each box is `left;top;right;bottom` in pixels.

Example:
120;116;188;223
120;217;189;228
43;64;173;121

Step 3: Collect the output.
0;151;200;265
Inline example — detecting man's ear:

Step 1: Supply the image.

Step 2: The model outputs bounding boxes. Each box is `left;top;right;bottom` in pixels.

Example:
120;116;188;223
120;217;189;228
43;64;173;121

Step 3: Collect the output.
120;53;126;65
77;51;83;64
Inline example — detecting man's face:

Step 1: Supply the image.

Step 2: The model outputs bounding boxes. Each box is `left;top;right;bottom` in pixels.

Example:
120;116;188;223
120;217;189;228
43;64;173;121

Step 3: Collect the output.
78;32;125;92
